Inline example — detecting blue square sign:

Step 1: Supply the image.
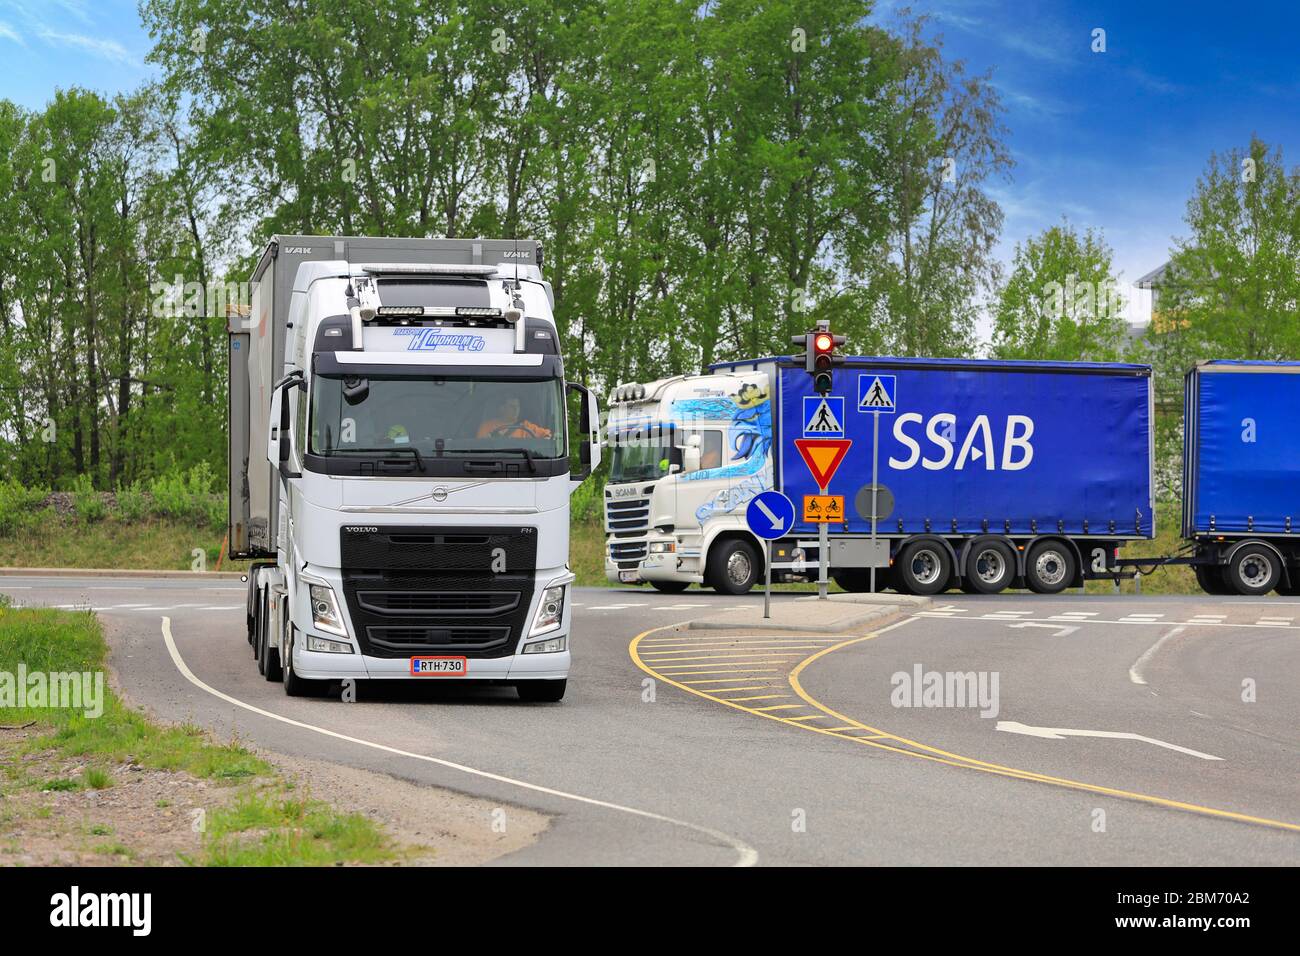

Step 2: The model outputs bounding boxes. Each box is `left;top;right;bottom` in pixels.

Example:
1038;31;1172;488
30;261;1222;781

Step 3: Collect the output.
803;396;845;437
857;373;896;414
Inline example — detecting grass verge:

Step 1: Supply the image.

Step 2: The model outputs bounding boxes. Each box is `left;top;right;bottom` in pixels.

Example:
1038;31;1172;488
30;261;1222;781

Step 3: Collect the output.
0;600;403;866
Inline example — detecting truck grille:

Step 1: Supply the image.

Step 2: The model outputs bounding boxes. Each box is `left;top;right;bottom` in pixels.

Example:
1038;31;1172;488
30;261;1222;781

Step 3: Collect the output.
606;496;650;532
339;526;536;659
609;541;648;563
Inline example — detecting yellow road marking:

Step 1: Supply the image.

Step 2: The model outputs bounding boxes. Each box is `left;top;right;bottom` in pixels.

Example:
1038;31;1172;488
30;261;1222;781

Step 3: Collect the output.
681;678;779;685
722;694;790;702
754;704;805;712
658;668;782;677
641;652;804;662
629;620;1300;835
784;714;832;722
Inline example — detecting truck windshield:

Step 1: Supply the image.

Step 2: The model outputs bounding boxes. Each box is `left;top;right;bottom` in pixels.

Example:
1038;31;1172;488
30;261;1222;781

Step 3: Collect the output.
310;374;565;459
609;442;672;482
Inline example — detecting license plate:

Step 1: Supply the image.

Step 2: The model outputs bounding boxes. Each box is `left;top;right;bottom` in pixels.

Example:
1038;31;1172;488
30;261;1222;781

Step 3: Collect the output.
619;571;639;583
410;656;468;676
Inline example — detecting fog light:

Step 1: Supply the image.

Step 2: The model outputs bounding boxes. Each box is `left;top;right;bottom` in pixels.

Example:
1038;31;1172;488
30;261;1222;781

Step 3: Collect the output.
308;583;347;637
306;634;353;654
530;585;565;635
523;635;566;654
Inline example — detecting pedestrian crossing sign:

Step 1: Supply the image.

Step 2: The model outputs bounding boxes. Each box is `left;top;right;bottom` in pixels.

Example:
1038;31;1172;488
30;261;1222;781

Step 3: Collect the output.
857;374;897;413
802;396;845;437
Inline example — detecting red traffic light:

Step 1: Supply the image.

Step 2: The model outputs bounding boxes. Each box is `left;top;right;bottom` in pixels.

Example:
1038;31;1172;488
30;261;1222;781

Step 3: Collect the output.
814;333;834;353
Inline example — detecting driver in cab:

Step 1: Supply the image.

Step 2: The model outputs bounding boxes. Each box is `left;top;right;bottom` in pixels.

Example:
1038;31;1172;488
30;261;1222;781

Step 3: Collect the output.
477;393;552;440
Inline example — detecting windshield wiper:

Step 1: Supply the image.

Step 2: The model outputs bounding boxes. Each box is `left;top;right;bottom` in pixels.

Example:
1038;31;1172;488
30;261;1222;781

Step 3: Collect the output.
435;446;540;473
327;446;425;471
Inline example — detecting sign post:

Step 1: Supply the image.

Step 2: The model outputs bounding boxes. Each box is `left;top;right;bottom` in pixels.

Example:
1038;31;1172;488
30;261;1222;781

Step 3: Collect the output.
746;491;796;619
794;438;852;601
856;374;897;593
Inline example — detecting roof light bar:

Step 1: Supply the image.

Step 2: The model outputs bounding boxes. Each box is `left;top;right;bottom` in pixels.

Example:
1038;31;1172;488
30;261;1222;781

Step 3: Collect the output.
360;263;499;276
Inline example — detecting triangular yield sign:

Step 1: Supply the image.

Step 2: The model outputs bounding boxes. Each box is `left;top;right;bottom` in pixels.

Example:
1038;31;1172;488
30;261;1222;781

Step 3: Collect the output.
794;438;852;489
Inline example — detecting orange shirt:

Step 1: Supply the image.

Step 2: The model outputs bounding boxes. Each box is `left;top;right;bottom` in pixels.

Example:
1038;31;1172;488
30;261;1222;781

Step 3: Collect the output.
476;418;552;439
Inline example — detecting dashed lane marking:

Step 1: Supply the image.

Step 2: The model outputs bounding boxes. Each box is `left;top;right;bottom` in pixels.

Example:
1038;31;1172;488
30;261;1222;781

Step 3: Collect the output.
630;618;1300;835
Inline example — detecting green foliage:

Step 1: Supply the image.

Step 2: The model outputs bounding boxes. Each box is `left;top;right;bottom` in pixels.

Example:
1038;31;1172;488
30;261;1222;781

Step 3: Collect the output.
992;219;1129;361
115;481;149;522
0;478;50;535
72;474;107;524
148;463;223;528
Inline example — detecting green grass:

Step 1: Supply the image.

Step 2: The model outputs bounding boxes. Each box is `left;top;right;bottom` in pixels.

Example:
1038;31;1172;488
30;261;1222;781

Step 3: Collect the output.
0;513;247;572
0;603;399;866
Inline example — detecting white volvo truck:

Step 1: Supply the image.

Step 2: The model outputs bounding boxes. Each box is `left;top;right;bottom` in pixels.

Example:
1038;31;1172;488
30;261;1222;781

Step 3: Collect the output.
230;236;599;701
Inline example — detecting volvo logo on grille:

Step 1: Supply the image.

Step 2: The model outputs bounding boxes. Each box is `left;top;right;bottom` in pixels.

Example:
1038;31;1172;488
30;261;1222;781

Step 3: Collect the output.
431;486;449;502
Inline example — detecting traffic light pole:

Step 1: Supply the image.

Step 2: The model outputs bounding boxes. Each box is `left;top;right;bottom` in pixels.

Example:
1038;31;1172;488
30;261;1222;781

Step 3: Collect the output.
818;479;829;600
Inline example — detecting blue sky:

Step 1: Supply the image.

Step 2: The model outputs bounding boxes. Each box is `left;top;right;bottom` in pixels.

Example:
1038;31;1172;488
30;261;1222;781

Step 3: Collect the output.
2;0;1297;331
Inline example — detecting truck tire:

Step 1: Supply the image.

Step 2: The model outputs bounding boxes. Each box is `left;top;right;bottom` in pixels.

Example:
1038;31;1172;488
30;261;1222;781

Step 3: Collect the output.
1194;564;1233;596
897;542;952;595
1025;540;1075;594
255;589;268;672
281;627;321;697
650;581;690;594
1224;545;1280;596
965;540;1016;594
261;598;283;682
707;538;760;595
517;679;567;702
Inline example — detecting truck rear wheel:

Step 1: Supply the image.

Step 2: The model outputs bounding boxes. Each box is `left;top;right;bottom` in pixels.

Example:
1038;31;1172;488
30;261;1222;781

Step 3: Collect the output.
1194;564;1233;595
707;539;760;595
896;542;952;595
1025;541;1075;594
1224;545;1280;596
650;581;690;594
965;540;1016;594
517;679;567;702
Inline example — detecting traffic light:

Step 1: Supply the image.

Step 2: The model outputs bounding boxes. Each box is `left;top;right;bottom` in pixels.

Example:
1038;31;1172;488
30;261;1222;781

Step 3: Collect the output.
795;321;844;395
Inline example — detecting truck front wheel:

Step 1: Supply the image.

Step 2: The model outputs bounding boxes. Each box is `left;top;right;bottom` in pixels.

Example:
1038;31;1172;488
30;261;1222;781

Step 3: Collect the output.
707;539;760;595
1224;545;1280;596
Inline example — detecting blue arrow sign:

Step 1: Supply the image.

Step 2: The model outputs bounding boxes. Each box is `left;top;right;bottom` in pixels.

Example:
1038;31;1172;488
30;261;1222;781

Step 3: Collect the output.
746;490;796;540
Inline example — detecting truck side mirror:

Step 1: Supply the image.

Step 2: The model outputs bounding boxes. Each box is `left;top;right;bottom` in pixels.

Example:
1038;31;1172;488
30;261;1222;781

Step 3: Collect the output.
565;381;601;486
273;372;304;480
681;434;702;474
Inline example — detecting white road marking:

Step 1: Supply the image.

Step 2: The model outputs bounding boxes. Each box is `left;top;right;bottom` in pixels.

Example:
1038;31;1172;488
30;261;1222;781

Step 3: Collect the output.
1008;622;1078;636
159;617;757;867
1129;626;1185;686
996;719;1222;761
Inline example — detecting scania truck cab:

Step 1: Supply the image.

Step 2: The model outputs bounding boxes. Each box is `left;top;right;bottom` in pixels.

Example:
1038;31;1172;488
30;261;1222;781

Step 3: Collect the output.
230;236;599;702
604;370;774;594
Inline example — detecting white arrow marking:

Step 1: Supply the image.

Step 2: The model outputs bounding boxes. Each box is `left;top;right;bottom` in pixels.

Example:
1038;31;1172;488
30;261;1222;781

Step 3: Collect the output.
1008;622;1078;636
753;499;783;530
996;720;1223;760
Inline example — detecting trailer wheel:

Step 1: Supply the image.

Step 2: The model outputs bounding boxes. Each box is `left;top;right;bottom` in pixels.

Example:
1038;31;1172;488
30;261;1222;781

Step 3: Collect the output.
650;581;690;594
707;538;760;595
1224;545;1280;596
897;542;951;595
1026;541;1075;594
965;540;1016;594
517;679;567;702
1194;564;1233;596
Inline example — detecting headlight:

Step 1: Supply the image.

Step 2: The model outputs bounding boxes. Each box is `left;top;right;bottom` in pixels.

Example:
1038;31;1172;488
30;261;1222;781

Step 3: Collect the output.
309;583;347;637
306;634;353;654
530;585;565;635
648;541;676;554
523;635;566;654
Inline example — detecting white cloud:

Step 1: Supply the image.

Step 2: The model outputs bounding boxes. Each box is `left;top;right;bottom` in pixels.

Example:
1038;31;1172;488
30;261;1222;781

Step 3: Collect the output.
37;27;135;66
0;19;24;45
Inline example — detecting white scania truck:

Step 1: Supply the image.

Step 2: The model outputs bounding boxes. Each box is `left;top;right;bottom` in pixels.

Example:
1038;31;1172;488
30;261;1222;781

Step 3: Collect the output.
230;236;599;701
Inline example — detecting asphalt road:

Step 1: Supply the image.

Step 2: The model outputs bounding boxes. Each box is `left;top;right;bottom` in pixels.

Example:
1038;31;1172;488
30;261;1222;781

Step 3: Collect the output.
3;575;1297;866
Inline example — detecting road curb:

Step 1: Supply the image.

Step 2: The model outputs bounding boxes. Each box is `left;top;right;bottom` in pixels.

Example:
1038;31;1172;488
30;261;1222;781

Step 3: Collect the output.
688;594;930;633
0;567;246;580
